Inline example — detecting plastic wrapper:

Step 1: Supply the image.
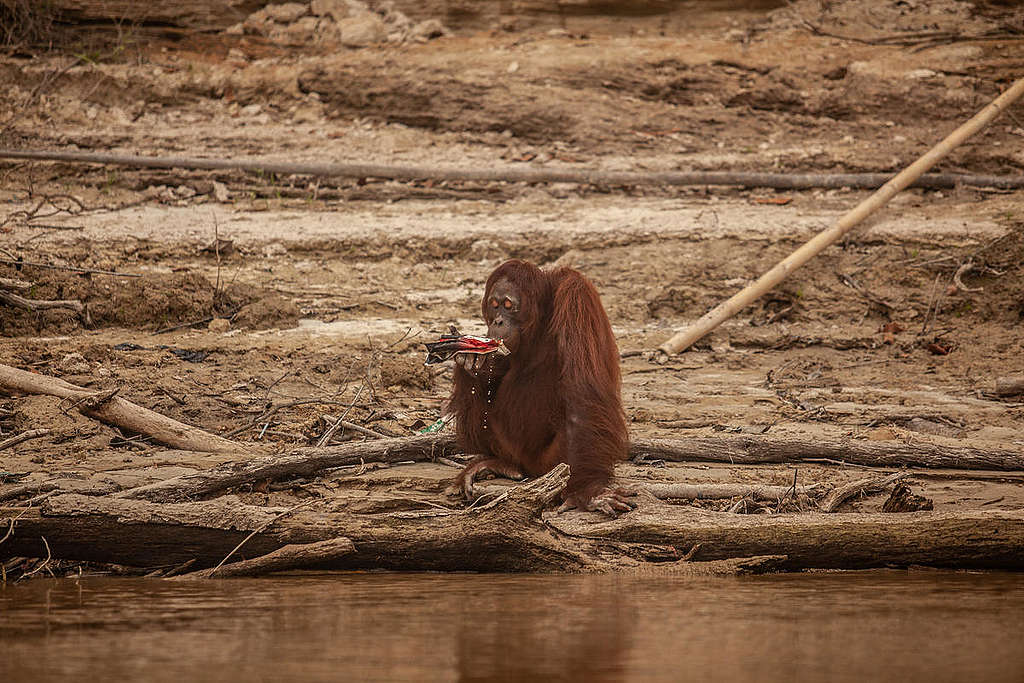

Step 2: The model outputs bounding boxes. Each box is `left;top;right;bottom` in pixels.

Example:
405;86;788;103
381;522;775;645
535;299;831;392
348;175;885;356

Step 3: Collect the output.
423;334;510;366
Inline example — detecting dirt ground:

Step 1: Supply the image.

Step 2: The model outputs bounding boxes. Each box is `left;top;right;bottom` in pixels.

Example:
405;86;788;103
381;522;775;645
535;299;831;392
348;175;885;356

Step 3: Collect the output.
1;0;1023;563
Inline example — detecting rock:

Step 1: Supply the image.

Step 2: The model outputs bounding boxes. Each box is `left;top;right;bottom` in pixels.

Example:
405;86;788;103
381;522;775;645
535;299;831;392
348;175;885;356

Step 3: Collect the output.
233;294;301;331
212;181;230;202
208;318;231;333
264;2;309;23
311;0;351;22
271;16;324;45
60;353;91;375
468;238;503;260
338;13;387;47
410;18;446;41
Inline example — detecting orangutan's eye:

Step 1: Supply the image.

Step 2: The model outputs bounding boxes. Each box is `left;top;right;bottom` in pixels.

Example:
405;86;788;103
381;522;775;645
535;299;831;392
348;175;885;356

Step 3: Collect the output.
503;299;513;309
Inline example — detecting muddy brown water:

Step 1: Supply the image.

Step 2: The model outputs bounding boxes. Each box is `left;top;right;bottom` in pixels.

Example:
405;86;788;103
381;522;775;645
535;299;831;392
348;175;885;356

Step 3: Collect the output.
2;571;1023;682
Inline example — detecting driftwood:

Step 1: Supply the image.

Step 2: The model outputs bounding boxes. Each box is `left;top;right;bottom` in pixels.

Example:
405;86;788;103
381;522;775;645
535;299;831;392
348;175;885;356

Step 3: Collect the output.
882;483;933;512
175;537;357;579
3;149;1024;191
550;504;1024;570
0;289;84;314
3;466;688;573
107;432;1023;504
6;484;1023;572
995;376;1024;397
0;277;33;291
116;434;460;502
632;434;1024;471
0;363;240;453
820;472;906;512
643;482;821;502
0;428;50;450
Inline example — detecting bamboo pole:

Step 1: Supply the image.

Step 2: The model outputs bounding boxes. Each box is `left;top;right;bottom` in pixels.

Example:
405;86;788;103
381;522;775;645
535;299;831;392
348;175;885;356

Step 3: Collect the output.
659;77;1024;355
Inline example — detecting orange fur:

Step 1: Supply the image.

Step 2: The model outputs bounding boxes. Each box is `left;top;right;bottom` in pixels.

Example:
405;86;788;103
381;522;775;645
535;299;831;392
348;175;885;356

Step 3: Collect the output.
448;260;628;504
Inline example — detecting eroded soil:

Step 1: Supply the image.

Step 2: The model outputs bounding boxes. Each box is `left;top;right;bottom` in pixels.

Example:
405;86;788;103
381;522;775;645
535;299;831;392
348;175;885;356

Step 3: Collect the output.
1;0;1023;561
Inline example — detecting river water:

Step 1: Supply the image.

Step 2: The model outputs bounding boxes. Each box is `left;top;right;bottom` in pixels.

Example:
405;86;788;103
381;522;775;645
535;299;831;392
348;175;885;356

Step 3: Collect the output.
2;571;1022;682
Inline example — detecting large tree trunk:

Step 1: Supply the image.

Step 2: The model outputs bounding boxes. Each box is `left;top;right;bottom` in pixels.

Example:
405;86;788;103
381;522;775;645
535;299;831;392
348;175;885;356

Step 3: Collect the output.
6;484;1023;572
550;504;1024;570
3;466;675;573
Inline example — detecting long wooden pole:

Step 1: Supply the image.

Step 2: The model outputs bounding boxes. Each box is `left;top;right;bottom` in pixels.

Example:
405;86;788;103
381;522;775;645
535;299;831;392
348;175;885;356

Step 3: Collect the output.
0;149;1023;190
659;77;1024;355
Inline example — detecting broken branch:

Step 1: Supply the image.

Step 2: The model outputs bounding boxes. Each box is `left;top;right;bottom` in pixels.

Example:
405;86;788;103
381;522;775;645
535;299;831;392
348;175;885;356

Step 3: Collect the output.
819;472;907;512
0;363;240;454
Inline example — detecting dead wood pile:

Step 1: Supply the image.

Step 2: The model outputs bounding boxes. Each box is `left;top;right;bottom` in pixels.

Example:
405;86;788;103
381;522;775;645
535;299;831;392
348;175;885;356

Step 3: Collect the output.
2;365;1023;578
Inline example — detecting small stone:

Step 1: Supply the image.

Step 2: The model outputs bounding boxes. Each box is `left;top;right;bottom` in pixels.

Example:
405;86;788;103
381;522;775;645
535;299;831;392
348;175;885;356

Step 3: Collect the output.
60;353;91;375
263;2;308;23
212;181;230;202
409;18;447;42
338;14;387;47
208;318;231;333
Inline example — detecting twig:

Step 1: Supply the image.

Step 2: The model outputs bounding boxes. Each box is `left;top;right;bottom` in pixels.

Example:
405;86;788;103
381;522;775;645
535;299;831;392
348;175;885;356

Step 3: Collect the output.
320;416;386;440
776;469;799;513
952;260;984;293
207;499;317;577
0;257;141;278
728;497;752;514
317;383;366;447
0;428;50;450
920;273;942;337
0;507;32;546
19;536;52;579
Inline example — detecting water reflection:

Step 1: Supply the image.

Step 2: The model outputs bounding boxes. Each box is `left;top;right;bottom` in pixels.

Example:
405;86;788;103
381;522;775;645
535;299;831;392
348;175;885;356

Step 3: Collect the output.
2;571;1023;682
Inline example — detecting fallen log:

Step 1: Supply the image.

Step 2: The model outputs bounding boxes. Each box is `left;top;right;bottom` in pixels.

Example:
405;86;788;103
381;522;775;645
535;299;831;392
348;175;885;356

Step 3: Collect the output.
632;434;1024;471
0;428;50;451
116;434;460;502
642;482;822;502
0;289;84;314
4;149;1024;191
550;503;1024;570
175;537;357;579
995;376;1024;397
111;432;1022;503
0;363;240;454
7;485;1023;571
3;466;678;573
